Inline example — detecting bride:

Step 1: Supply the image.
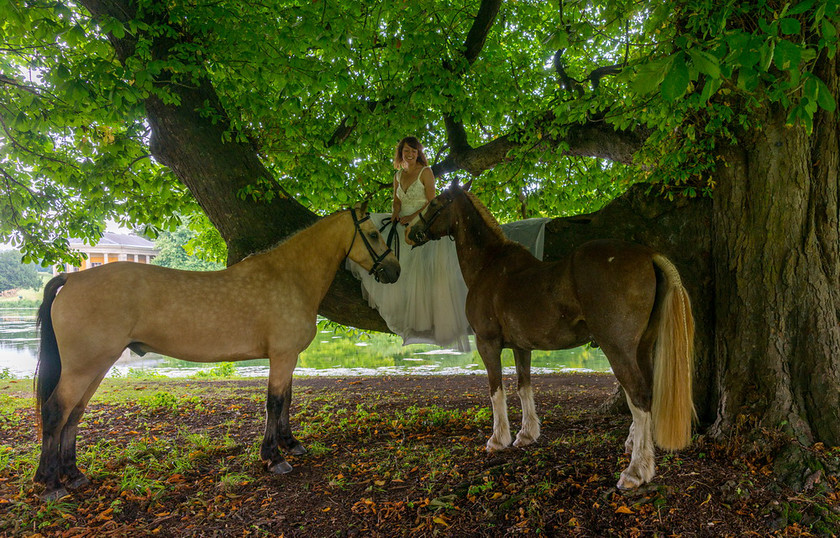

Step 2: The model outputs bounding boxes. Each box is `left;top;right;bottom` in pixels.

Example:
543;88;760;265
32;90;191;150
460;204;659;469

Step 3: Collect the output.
349;136;471;352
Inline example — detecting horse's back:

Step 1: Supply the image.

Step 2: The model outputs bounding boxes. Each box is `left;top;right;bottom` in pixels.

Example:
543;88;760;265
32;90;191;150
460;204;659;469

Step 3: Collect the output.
53;262;224;316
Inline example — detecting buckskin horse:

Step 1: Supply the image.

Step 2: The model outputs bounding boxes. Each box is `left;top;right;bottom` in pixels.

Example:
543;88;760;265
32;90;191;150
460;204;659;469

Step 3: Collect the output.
407;184;695;490
34;203;400;501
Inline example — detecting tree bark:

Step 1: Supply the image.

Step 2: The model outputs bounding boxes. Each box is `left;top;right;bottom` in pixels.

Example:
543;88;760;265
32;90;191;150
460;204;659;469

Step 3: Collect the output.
710;98;840;448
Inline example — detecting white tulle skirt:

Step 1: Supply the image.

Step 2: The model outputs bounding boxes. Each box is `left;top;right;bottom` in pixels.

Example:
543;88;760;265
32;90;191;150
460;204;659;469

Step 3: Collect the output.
348;214;471;352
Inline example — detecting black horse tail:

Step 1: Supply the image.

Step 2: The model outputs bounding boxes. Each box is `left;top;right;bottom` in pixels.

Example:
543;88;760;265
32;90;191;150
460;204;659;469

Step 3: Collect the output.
35;274;67;423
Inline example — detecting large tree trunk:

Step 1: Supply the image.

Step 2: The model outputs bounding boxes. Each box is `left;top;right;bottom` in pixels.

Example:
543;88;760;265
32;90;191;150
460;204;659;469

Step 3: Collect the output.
709;53;840;460
710;103;840;449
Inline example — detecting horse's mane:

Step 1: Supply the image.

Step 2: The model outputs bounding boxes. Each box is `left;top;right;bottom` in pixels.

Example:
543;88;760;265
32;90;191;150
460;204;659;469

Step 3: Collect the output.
463;191;513;245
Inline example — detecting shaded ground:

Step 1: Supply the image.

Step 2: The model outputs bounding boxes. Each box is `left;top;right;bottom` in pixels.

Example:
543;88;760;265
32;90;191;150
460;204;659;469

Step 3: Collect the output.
0;373;838;536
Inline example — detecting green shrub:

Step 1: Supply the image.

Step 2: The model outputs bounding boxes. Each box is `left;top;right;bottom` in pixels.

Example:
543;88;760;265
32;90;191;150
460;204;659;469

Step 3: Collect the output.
193;362;237;378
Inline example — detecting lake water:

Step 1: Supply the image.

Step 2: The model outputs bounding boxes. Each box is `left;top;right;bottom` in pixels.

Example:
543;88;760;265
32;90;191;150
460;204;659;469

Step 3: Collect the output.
0;306;611;379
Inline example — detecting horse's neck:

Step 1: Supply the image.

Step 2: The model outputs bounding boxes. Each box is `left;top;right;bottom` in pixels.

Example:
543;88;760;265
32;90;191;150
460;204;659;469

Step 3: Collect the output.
452;203;508;286
254;213;349;301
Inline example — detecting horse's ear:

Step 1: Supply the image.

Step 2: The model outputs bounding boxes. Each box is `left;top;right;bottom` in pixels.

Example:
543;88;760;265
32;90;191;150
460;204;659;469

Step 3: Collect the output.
463;179;473;192
359;200;369;214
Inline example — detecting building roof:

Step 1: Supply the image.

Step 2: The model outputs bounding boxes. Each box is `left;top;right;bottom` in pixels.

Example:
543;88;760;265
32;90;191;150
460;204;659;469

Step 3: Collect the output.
68;232;157;251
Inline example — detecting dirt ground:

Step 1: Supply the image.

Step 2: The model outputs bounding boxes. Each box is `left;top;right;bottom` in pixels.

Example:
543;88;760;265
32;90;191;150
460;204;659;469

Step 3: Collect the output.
1;373;838;537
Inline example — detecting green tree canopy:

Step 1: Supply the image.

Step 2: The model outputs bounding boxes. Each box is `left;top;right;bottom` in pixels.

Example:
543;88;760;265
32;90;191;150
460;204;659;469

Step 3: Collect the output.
0;249;42;292
1;1;834;260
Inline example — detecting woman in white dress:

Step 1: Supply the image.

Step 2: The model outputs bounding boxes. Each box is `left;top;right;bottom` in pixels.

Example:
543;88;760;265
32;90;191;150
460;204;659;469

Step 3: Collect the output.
349;137;471;351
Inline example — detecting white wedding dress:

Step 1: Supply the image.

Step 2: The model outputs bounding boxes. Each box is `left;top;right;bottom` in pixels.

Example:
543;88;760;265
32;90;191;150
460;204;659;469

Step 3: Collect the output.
349;168;472;352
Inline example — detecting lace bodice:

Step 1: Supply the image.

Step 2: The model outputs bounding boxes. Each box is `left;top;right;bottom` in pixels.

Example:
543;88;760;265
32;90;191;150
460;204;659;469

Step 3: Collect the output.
396;168;430;216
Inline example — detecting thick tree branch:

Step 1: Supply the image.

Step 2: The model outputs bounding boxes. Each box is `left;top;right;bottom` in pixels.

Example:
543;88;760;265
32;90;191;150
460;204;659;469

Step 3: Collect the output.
589;65;623;89
444;115;470;152
554;48;624;94
434;115;649;178
462;0;502;66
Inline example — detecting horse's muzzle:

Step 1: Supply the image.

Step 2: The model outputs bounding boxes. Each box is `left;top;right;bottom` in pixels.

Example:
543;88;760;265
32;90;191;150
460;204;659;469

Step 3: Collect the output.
407;226;429;246
373;260;401;284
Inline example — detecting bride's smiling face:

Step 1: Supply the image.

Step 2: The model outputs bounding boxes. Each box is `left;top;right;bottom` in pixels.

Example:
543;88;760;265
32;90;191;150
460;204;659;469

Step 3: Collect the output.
401;145;419;165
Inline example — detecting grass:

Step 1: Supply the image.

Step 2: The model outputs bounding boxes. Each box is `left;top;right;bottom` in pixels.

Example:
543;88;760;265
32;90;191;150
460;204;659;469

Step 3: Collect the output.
137;391;204;413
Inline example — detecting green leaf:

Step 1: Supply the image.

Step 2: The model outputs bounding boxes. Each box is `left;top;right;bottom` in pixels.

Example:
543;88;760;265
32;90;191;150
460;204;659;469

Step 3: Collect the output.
787;0;815;15
774;40;802;70
823;19;838;40
632;57;671;95
111;21;126;39
759;39;775;71
736;67;759;92
700;77;723;102
814;77;837;112
546;31;569;50
780;18;801;35
661;54;689;101
804;75;820;103
758;18;778;37
688;49;720;78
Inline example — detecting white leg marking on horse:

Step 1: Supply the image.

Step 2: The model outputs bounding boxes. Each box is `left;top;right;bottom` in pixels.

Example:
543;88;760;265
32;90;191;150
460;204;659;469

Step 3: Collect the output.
617;397;656;490
486;387;511;452
624;420;635;455
513;385;541;447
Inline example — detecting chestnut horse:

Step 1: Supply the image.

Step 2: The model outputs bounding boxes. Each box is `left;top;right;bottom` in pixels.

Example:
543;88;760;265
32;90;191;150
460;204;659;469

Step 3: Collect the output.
408;185;695;490
34;203;400;501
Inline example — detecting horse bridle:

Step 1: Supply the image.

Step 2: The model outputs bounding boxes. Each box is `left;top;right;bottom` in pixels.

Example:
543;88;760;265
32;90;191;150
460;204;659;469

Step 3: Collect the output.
413;194;454;243
349;208;393;282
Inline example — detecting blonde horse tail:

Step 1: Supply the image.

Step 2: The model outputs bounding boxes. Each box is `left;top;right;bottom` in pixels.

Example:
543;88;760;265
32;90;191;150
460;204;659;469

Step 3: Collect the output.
35;274;67;425
650;254;695;451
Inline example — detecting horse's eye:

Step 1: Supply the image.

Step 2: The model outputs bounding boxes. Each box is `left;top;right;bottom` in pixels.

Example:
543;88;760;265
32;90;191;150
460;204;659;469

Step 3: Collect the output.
369;232;378;240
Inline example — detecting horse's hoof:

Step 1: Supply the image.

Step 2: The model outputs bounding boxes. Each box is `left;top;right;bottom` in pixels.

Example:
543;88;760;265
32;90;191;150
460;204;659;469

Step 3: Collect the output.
269;461;293;474
41;487;70;502
486;437;511;452
616;475;641;491
288;444;307;456
65;475;91;490
513;434;538;448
